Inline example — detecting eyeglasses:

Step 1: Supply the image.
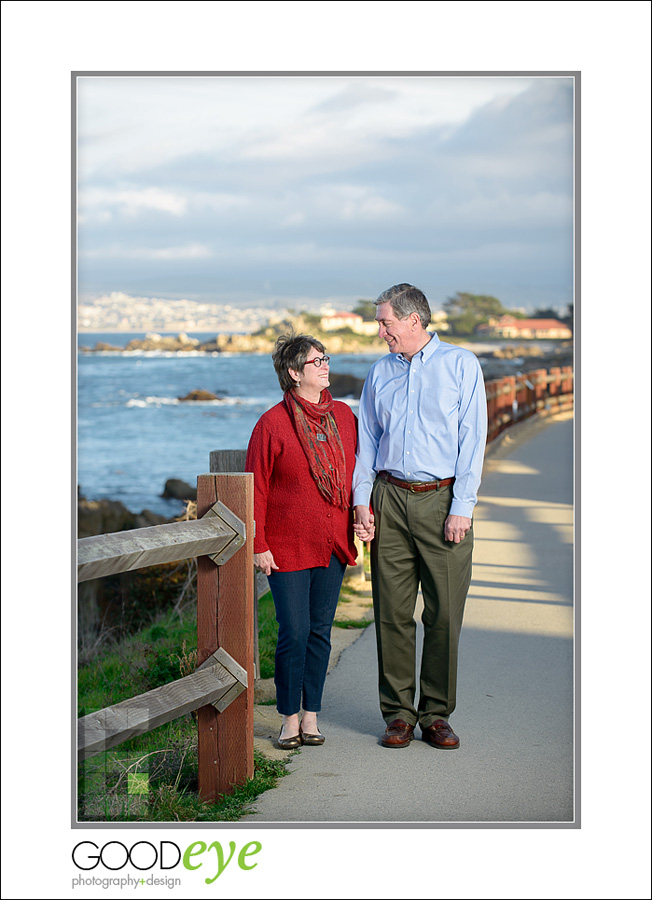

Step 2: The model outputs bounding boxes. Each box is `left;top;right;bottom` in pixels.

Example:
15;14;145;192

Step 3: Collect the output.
303;356;330;368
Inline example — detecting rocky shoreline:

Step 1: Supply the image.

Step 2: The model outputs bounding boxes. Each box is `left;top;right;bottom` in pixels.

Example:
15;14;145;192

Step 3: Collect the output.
81;329;388;355
81;329;572;370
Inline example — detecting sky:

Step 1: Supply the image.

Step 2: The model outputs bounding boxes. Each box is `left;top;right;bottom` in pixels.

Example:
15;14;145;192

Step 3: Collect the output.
77;74;575;313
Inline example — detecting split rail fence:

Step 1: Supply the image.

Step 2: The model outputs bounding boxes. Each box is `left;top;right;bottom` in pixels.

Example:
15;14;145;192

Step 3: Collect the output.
76;363;573;803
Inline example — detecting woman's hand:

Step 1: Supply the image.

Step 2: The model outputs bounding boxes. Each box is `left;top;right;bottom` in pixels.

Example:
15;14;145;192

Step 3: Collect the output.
253;550;279;576
353;505;375;542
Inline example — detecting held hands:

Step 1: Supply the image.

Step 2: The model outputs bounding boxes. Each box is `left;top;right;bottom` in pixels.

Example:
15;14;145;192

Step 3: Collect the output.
353;508;469;542
444;514;472;543
353;505;375;542
253;550;279;576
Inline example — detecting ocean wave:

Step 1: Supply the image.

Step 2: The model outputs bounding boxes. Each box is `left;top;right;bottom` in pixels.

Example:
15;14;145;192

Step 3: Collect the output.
121;350;219;358
125;395;270;408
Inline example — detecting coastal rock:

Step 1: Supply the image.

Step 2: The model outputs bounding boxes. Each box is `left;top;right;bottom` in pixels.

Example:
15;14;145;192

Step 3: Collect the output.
329;372;365;399
161;478;197;501
78;498;169;538
491;344;544;360
213;333;276;353
133;509;171;529
125;332;201;352
477;341;574;381
177;389;225;402
93;341;122;351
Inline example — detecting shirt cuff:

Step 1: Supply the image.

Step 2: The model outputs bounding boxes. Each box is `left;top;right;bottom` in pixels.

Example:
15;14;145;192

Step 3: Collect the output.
352;488;372;508
449;499;475;519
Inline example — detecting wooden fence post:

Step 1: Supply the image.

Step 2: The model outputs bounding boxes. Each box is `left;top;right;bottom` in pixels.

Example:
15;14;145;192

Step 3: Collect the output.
209;450;261;681
548;366;561;397
485;381;497;441
504;375;516;427
533;368;548;408
561;365;574;395
515;375;529;421
197;472;255;802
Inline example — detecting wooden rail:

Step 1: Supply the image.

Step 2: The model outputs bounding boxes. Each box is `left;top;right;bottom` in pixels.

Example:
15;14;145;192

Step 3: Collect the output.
77;500;244;582
484;365;573;441
78;648;247;761
77;480;255;802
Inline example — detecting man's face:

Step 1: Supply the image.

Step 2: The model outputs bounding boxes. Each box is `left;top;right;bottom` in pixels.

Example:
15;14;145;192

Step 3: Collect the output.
375;301;419;356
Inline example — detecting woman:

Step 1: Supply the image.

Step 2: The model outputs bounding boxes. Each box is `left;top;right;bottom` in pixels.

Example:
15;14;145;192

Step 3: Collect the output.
245;333;359;749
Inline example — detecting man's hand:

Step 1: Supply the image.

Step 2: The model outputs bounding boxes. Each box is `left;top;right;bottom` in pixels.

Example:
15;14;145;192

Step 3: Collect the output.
253;550;279;576
444;514;472;543
353;505;375;542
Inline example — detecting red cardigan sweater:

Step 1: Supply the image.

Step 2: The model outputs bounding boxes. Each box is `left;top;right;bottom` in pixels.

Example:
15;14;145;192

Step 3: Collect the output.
245;399;358;572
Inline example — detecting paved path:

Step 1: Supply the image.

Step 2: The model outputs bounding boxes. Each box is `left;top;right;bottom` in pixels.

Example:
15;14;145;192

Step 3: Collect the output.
248;413;575;824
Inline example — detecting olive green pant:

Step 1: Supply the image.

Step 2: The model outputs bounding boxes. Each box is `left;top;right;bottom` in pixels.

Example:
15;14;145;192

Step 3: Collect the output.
370;478;473;728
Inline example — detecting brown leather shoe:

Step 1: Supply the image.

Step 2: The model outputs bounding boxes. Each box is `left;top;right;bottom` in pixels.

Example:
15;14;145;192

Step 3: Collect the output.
299;724;325;746
381;719;415;748
277;728;301;750
421;719;460;750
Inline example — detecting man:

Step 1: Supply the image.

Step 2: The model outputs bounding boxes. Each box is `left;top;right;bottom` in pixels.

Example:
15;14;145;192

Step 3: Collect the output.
353;284;487;750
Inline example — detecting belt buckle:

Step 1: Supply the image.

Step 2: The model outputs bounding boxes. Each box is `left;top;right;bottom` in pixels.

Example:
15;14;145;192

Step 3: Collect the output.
410;479;440;492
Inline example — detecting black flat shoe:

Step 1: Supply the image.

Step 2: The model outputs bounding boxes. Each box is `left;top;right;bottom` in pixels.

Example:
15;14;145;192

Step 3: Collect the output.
299;724;325;746
277;729;301;750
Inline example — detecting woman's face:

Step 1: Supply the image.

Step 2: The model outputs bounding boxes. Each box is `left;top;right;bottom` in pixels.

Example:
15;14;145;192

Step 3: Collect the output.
291;346;330;396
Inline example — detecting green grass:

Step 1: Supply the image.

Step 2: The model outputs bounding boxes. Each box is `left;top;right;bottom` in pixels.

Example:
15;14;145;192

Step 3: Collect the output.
79;739;289;822
257;591;279;679
78;602;289;822
333;618;373;629
78;614;198;714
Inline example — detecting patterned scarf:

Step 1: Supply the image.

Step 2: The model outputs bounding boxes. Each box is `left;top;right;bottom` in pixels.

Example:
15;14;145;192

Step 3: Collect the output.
283;388;348;510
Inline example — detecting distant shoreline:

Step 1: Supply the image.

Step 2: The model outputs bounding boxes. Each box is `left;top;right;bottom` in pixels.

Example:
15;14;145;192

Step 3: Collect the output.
77;329;248;335
77;330;571;358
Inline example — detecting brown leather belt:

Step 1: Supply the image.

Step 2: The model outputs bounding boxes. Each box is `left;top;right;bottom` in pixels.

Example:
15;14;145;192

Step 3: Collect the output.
378;471;455;493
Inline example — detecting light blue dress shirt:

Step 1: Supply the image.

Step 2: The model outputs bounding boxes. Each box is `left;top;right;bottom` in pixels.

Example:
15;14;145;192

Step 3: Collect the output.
352;333;487;519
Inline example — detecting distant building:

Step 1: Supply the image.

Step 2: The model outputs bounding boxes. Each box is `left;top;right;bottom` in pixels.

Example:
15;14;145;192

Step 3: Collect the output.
320;309;449;335
431;311;450;332
475;315;572;339
320;311;378;335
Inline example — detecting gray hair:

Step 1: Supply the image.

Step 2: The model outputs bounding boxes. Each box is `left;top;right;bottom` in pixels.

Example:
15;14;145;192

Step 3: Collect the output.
272;332;326;393
375;283;431;329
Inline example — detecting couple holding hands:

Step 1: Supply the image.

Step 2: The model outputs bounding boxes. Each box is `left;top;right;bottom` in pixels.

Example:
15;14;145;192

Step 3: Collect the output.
245;284;487;751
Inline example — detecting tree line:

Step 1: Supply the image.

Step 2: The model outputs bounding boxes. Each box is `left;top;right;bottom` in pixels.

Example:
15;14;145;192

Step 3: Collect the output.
352;293;573;337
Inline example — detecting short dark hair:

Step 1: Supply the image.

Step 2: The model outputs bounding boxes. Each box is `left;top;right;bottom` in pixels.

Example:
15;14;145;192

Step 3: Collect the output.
375;283;431;329
272;332;326;393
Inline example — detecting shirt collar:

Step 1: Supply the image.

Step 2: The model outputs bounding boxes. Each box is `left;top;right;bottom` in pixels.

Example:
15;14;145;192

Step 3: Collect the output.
397;332;440;365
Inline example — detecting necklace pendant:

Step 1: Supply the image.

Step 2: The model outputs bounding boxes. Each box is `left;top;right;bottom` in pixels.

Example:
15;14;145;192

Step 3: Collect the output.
315;433;327;441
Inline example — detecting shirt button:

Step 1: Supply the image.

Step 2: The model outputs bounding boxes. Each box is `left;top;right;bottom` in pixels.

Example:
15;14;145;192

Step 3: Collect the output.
406;451;410;454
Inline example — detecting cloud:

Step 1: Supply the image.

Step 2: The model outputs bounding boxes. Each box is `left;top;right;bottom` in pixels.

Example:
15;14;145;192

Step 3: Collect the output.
76;76;574;310
80;187;188;216
309;82;398;115
80;243;213;260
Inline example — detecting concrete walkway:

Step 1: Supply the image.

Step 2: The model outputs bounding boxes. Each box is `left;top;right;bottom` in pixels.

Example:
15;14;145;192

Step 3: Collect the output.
247;413;575;824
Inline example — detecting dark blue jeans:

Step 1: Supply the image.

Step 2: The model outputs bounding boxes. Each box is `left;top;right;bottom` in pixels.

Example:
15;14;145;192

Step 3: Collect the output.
267;554;346;716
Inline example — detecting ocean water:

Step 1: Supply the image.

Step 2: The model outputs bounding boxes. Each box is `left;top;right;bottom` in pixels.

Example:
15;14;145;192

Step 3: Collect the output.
77;334;383;516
